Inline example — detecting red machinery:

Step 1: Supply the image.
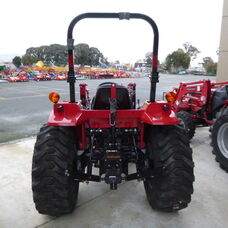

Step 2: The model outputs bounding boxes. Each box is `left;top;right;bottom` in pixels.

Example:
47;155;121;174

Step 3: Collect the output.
55;74;67;80
8;72;29;82
18;72;29;82
34;74;45;81
18;75;29;82
165;80;228;139
96;71;114;79
44;74;52;80
32;12;194;216
7;75;20;82
34;73;52;81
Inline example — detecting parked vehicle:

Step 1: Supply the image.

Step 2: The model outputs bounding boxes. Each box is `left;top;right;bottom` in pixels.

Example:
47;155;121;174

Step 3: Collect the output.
32;12;194;216
165;80;228;139
7;75;20;82
34;74;45;81
55;74;66;80
96;71;114;79
44;74;52;80
18;73;29;82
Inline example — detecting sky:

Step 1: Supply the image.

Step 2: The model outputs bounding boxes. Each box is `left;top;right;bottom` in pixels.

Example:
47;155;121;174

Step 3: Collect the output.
0;0;224;66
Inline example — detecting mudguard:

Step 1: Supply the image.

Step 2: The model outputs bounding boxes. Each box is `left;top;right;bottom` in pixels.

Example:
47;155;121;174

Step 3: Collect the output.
48;101;178;127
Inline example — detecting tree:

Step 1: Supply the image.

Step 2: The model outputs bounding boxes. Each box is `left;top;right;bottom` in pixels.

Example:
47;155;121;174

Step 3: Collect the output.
88;47;104;66
74;43;90;66
12;56;22;68
24;43;106;66
206;62;217;75
183;42;200;61
202;57;213;69
165;49;190;73
74;43;108;66
144;52;152;67
47;44;68;66
21;55;38;66
26;44;67;66
202;57;217;75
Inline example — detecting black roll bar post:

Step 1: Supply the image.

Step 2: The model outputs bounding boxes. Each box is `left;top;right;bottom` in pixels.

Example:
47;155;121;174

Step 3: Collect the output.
67;12;159;103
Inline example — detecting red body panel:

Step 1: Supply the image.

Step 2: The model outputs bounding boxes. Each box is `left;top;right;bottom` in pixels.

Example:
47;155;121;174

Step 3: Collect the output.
48;101;178;127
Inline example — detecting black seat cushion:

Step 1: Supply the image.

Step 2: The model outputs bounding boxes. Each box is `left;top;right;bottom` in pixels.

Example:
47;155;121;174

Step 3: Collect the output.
92;82;131;110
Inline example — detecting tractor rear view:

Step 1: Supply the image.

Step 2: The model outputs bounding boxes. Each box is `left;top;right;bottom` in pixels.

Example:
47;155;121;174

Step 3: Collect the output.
31;13;194;216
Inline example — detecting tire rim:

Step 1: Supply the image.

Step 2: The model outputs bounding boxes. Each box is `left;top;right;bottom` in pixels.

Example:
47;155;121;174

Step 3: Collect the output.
217;122;228;158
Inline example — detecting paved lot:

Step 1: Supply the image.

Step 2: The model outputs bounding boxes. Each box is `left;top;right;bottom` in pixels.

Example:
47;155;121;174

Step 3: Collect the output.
0;127;228;228
0;74;215;143
1;74;227;228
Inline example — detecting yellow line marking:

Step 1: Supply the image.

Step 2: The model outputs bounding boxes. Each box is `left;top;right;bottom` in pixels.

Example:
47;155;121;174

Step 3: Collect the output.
1;94;48;100
37;86;67;91
0;92;80;101
2;88;46;95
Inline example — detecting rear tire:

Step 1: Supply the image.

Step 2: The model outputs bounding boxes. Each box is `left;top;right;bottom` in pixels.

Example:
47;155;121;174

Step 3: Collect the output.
144;125;194;212
177;111;195;140
211;107;228;172
32;125;79;216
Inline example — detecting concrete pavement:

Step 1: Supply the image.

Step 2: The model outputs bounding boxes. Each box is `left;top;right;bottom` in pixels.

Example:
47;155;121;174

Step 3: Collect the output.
0;127;228;228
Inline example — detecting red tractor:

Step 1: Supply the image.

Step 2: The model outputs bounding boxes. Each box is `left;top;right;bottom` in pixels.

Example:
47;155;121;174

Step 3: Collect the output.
7;75;20;82
165;80;228;139
18;72;29;82
211;102;228;172
34;74;45;81
32;13;194;216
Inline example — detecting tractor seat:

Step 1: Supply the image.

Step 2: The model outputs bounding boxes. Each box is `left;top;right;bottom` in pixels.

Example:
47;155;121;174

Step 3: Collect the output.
92;82;131;110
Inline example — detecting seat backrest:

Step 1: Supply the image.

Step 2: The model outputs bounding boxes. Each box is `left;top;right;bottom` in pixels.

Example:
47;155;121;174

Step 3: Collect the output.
92;82;131;110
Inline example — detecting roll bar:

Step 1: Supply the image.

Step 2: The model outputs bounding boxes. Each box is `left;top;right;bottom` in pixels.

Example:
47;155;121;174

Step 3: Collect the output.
67;12;159;103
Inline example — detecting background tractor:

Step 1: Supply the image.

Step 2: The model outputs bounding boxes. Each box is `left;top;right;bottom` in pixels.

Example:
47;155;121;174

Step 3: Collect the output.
165;80;228;139
32;12;194;216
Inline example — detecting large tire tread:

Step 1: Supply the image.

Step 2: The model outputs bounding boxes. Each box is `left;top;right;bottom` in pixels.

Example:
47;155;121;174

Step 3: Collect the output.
32;125;79;216
144;125;194;212
211;107;228;172
177;111;196;140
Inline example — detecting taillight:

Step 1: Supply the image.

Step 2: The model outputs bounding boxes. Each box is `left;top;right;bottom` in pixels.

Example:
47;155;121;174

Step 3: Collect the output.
165;91;177;102
49;92;60;103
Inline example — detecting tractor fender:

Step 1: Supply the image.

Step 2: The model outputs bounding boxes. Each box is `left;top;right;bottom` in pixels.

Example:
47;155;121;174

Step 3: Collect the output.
47;101;178;126
48;102;84;126
140;101;178;125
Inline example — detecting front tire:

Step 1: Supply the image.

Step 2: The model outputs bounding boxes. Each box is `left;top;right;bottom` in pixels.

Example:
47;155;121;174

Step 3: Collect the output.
144;125;194;212
211;108;228;172
32;125;79;216
177;111;195;140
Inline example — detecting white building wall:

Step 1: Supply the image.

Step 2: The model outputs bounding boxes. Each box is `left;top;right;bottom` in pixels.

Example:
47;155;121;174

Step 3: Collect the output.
217;0;228;82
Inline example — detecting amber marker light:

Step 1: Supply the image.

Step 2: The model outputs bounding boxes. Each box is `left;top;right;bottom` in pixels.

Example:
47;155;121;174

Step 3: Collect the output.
49;92;60;103
165;91;177;102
